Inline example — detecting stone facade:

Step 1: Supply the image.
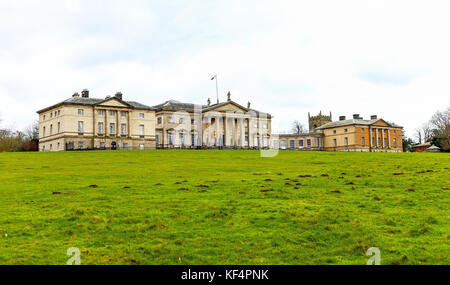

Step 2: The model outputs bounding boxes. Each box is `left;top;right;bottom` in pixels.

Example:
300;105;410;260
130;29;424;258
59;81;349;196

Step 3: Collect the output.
153;97;272;148
315;114;403;152
37;91;156;151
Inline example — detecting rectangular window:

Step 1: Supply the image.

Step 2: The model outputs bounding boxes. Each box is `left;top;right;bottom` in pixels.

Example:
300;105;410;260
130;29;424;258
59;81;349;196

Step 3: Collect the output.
121;124;127;135
78;121;84;134
378;138;381;146
110;123;115;134
139;113;144;119
50;113;53;118
191;134;195;146
254;135;259;147
156;135;160;145
361;128;365;132
57;142;60;149
100;142;105;149
393;138;397;148
362;137;365;147
168;133;174;145
98;110;104;116
98;122;104;134
307;139;311;147
281;141;286;149
191;119;195;125
372;137;375;145
50;124;53;135
289;140;295;148
254;122;258;128
299;140;304;147
333;139;337;147
121;111;126;118
333;130;336;134
168;116;174;123
394;130;396;134
57;122;61;133
244;120;248;127
345;137;348;147
344;129;348;132
179;118;185;124
139;144;145;150
43;126;46;136
316;137;320;147
50;144;52;150
78;142;83;149
263;123;268;129
58;110;60;116
43;115;46;120
139;125;144;136
180;133;185;146
109;111;115;116
123;143;128;149
78;109;84;115
157;117;162;124
384;138;387;146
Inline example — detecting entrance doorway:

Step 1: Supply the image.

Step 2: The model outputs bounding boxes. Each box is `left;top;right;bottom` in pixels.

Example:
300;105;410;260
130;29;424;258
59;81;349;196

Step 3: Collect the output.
111;141;117;150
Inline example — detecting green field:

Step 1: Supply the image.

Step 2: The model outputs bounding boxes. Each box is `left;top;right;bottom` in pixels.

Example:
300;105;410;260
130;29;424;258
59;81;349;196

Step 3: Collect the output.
0;150;448;265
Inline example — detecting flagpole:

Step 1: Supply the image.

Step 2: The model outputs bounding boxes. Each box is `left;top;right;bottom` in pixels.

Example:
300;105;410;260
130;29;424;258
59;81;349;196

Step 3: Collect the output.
215;74;219;104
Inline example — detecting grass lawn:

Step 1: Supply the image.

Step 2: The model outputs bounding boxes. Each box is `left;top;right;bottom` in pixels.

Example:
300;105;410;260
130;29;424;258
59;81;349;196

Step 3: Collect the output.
0;150;448;265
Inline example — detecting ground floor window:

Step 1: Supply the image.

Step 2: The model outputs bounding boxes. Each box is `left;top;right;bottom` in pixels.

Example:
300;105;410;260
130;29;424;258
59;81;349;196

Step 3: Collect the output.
289;140;295;148
298;140;304;147
281;141;286;149
362;137;365;147
100;142;105;149
307;139;311;147
345;137;348;147
139;144;144;150
180;133;185;146
333;139;337;147
156;135;159;145
245;136;249;146
78;142;84;149
123;143;128;149
393;138;397;148
168;133;174;145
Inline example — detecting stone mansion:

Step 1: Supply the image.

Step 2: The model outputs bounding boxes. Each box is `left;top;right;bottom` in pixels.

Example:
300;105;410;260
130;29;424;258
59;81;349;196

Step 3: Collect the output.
37;90;403;152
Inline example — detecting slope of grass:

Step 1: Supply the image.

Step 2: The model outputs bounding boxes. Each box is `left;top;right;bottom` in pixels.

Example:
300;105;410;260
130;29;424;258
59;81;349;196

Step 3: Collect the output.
0;150;448;265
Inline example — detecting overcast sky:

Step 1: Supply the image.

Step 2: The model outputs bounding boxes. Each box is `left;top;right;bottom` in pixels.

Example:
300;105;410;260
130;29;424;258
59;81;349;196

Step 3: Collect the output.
1;0;449;137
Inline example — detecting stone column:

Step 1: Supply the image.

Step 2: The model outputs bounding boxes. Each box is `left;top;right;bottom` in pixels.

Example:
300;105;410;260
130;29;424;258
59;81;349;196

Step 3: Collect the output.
369;127;372;150
207;117;212;146
388;128;391;149
381;128;385;148
376;128;379;148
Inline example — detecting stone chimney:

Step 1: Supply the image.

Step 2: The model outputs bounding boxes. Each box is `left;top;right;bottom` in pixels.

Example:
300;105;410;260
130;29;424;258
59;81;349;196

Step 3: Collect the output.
72;92;80;98
339;116;346;121
115;92;123;100
247;101;251;109
371;115;378;120
353;114;360;119
81;89;89;98
207;98;211;106
227;91;231;101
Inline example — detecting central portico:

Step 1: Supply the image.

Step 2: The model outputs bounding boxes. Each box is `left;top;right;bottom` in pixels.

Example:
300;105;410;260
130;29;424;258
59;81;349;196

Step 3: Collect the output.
153;94;272;149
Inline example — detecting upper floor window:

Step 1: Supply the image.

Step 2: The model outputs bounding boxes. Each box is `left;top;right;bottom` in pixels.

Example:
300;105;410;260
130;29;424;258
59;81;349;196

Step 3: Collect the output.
78;121;84;133
244;120;248;127
121;111;127;118
139;125;145;136
333;130;337;134
98;110;104;116
78;109;84;115
58;110;60;116
57;122;61;133
109;111;115;116
110;123;115;134
98;122;104;134
139;113;145;119
262;123;268;129
43;115;46;120
393;130;396;134
361;128;365;132
157;117;162;124
43;126;46;136
362;137;365;147
78;142;84;149
191;119;195;125
179;118;185;124
50;124;53;135
50;113;53;118
121;124;127;135
344;128;348;132
54;111;57;117
168;116;174;123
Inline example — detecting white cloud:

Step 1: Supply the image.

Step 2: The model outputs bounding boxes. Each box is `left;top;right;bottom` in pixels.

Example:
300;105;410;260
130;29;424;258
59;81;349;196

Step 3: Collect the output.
0;0;449;137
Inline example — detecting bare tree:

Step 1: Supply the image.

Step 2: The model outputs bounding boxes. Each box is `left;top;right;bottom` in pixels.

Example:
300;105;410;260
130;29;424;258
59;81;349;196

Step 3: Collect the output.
291;120;306;134
422;123;434;143
414;128;423;144
429;107;450;151
24;120;39;141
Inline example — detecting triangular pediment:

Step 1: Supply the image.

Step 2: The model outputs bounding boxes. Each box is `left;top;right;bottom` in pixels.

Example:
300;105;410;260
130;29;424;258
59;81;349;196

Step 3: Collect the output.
205;101;249;113
371;119;391;127
95;97;131;108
